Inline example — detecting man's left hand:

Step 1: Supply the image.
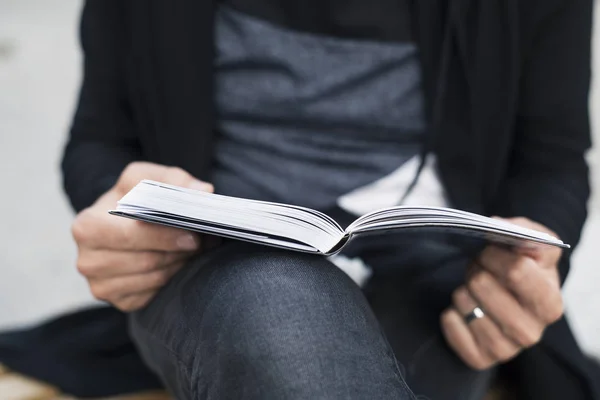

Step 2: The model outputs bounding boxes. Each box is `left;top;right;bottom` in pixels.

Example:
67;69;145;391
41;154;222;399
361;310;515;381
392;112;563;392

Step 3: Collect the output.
441;217;564;370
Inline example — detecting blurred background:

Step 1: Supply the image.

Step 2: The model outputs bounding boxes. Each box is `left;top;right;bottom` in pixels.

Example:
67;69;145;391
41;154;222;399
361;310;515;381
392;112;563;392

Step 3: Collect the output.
0;0;599;358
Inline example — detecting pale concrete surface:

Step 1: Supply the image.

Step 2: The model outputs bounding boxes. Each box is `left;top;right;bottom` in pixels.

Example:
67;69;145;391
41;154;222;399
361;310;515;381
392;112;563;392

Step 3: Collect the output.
0;0;599;359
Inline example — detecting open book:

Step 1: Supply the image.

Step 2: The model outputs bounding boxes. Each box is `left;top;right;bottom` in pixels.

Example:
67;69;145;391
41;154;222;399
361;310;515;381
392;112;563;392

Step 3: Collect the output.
110;180;568;255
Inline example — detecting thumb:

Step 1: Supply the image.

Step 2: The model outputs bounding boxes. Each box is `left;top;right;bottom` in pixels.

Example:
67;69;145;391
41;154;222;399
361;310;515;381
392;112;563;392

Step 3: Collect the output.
116;162;214;194
492;216;557;237
492;216;562;266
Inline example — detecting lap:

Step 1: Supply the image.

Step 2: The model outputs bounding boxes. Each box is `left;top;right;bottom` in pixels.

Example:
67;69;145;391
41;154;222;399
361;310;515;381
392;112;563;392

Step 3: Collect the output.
130;241;412;399
358;232;494;399
130;241;355;366
130;240;491;399
367;275;495;400
131;240;369;340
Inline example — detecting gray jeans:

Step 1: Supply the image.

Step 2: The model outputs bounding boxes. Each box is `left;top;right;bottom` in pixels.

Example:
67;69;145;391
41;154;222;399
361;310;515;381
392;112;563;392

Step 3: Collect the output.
129;241;493;399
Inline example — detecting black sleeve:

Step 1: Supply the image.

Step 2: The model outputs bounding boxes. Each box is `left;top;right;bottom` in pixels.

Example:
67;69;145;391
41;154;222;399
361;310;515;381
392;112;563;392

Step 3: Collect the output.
497;0;593;282
61;0;142;212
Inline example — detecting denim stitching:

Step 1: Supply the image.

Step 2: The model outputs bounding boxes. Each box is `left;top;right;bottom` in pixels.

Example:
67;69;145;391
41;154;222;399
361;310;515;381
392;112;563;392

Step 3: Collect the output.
132;320;194;399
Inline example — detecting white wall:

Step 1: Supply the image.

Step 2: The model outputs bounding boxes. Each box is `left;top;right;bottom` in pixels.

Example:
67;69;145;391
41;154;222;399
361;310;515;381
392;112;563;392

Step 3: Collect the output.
0;0;599;357
0;0;95;326
563;1;600;357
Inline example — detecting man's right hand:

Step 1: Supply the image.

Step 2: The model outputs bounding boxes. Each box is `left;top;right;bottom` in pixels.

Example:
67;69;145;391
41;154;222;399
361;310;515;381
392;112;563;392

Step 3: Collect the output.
72;162;215;312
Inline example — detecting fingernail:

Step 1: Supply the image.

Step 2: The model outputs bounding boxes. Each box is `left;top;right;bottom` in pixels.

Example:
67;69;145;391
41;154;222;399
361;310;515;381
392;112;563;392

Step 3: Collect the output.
177;234;200;250
189;180;214;192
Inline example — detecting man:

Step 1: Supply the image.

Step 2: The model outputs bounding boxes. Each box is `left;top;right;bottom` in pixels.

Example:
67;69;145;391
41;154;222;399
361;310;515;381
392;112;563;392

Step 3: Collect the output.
61;0;597;398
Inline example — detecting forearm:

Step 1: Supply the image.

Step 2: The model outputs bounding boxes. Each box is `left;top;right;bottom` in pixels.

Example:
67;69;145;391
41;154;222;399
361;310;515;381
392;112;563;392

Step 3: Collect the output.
500;169;589;246
61;139;141;212
492;0;593;282
494;170;589;283
62;0;141;212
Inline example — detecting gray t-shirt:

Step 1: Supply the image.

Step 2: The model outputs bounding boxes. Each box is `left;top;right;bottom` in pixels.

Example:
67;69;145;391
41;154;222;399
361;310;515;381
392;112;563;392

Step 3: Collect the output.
211;6;427;212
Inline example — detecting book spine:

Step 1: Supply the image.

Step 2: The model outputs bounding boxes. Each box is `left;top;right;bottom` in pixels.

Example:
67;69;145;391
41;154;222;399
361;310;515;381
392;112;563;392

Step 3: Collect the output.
324;233;351;256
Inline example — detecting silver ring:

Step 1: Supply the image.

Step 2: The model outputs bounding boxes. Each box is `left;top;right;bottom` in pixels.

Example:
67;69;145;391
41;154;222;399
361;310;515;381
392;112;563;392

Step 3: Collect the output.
464;306;485;324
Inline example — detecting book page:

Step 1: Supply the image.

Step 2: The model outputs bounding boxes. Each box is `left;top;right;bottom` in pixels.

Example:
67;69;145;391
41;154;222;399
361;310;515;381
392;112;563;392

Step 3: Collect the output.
346;206;568;249
113;180;345;254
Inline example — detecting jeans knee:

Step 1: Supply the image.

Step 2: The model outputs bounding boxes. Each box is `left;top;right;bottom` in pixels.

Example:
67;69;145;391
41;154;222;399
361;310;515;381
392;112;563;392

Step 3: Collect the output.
131;243;405;398
191;244;355;318
180;243;369;356
221;248;345;298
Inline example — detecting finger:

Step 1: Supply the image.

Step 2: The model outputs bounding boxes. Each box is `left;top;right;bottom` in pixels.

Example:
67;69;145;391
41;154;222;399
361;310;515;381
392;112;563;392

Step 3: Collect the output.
89;262;184;303
494;217;562;266
498;217;557;237
452;286;521;363
77;249;194;278
441;308;494;371
73;208;202;252
116;162;213;195
466;269;546;347
477;246;560;305
477;247;563;323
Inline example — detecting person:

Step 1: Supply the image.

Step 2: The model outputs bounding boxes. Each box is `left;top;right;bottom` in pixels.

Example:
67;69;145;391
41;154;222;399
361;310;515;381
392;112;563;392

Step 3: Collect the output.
57;0;598;398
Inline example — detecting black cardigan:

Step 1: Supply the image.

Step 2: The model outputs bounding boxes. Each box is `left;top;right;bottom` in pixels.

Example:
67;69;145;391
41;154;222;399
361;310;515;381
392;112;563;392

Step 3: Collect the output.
62;0;598;398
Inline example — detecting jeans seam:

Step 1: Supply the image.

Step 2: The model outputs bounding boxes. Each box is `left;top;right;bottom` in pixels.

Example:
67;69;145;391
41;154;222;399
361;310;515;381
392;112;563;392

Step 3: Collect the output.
378;325;418;399
132;319;194;398
407;334;438;375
